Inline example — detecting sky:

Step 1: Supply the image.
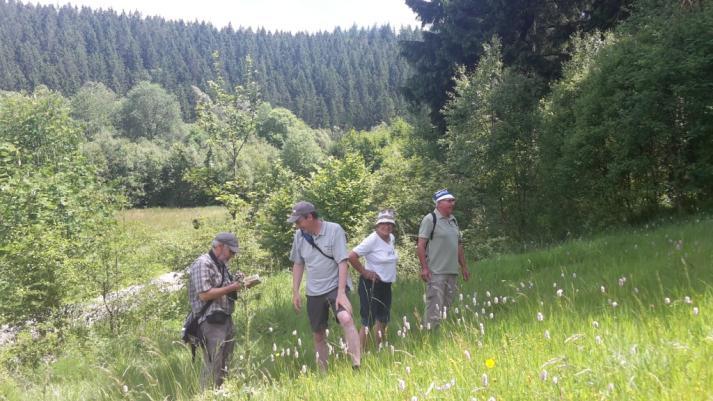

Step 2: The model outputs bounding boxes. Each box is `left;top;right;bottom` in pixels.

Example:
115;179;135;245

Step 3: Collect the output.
32;0;422;33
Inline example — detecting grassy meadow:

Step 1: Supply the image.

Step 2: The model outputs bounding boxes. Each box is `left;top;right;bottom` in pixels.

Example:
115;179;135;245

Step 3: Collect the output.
1;209;711;401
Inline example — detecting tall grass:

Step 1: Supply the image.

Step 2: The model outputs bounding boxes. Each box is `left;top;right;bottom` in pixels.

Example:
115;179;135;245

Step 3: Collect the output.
1;212;710;400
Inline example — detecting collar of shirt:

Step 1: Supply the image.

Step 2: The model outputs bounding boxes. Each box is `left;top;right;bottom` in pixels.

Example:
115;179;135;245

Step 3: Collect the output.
433;208;456;222
313;219;328;238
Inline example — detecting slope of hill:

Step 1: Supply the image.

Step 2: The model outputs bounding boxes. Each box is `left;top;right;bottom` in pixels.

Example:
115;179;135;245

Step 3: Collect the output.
0;210;710;400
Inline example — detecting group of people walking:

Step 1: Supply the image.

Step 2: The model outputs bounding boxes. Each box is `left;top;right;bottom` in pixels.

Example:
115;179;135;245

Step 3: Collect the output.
187;188;471;388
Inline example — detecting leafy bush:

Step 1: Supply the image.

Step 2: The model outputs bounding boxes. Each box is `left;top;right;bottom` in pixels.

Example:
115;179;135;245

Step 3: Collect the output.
0;89;119;324
302;154;374;239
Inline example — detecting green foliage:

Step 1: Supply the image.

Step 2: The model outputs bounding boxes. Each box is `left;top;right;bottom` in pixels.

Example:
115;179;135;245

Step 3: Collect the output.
539;1;713;234
194;55;261;189
302;154;374;239
442;38;545;246
256;105;302;148
402;0;633;131
334;126;390;171
0;89;118;324
255;165;300;268
280;127;325;177
116;81;185;141
70;81;120;139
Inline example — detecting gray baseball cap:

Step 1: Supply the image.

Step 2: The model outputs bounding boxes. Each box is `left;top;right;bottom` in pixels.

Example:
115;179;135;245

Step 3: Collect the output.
286;201;316;223
214;232;239;253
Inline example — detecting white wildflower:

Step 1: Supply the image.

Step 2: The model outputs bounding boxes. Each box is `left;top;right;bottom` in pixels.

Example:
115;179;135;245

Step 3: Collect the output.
301;365;307;374
592;321;599;329
556;289;564;297
537;312;544;322
552;376;559;385
612;301;618;308
482;373;489;387
298;338;302;347
601;286;606;293
269;326;273;333
693;307;699;316
405;366;411;375
540;370;548;381
664;297;671;305
684;296;692;304
595;335;602;345
464;350;471;360
292;330;297;336
544;330;551;340
398;379;406;391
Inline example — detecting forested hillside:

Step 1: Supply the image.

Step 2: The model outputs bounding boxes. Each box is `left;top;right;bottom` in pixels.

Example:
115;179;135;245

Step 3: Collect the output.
0;0;416;128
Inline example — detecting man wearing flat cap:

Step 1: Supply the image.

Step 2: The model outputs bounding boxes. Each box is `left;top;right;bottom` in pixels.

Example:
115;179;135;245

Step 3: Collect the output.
188;232;245;389
287;201;361;371
417;189;470;328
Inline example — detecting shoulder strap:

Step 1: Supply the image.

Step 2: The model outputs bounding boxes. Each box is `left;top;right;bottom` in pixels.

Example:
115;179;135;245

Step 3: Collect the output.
301;229;336;262
429;211;437;240
196;299;213;318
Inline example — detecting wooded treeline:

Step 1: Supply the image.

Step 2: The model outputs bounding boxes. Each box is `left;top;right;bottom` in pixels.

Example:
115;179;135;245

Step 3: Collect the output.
401;0;713;247
0;0;416;128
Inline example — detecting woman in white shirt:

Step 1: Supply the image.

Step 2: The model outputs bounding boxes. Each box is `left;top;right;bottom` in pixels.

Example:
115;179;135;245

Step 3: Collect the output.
348;209;398;350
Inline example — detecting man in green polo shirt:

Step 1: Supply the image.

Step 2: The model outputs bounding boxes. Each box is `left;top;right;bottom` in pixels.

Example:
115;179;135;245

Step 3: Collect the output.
417;189;470;328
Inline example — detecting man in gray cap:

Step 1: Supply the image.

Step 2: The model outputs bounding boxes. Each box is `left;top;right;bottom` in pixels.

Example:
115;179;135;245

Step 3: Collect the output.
287;201;361;371
188;232;244;389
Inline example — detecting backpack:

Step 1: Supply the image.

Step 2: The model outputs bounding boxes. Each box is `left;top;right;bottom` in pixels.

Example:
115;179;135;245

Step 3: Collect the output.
182;300;213;361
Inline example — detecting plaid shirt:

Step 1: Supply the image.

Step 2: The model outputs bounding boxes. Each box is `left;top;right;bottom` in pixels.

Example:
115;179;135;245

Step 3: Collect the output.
188;252;237;324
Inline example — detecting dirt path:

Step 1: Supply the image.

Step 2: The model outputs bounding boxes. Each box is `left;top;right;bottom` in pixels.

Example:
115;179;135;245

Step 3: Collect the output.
0;271;185;347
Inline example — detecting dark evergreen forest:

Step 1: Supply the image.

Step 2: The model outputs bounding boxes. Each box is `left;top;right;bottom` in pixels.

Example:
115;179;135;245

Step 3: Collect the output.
0;0;417;129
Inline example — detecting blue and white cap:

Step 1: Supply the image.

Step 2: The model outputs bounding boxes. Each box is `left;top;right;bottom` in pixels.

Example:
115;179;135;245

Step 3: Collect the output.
432;188;455;204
